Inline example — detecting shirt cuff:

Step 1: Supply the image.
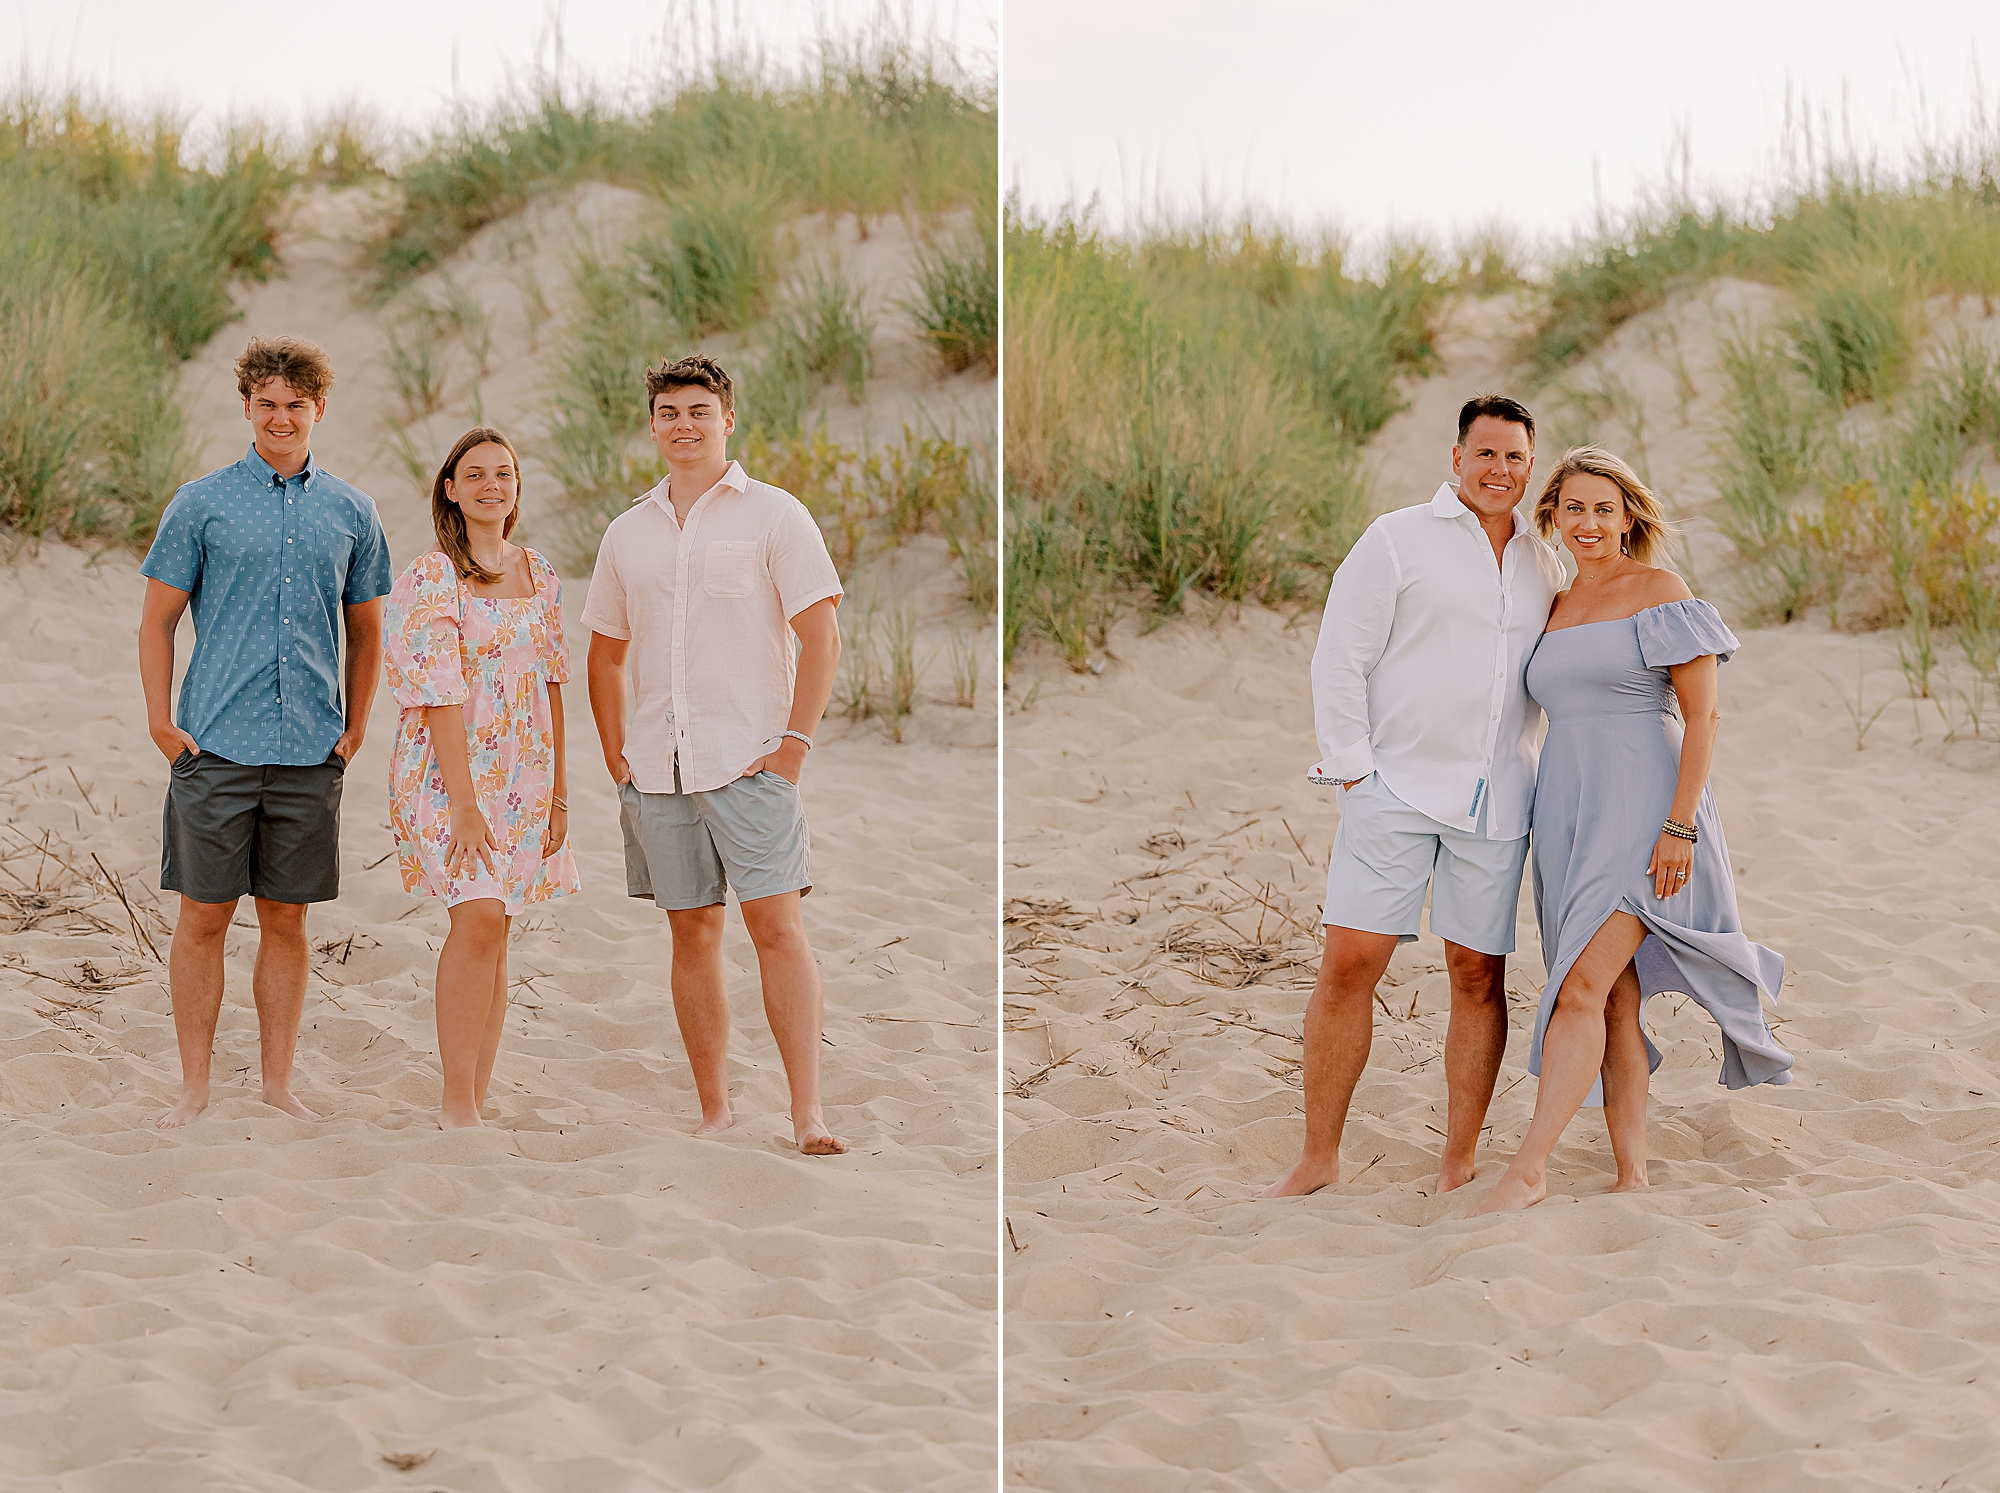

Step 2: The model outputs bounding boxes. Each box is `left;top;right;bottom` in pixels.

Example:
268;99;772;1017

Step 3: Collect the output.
1318;741;1376;782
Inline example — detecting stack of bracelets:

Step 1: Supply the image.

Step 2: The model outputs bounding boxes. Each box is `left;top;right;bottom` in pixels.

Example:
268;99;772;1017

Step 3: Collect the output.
1662;817;1698;844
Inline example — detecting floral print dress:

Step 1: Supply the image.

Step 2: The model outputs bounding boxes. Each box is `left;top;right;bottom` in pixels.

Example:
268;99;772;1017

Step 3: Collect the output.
383;548;581;913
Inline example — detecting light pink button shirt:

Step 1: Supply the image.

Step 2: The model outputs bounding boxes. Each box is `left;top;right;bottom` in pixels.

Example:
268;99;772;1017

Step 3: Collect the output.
581;461;842;795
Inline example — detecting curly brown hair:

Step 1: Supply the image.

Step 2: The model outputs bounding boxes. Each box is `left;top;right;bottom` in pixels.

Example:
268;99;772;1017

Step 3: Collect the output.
431;427;523;586
645;353;733;417
235;336;335;404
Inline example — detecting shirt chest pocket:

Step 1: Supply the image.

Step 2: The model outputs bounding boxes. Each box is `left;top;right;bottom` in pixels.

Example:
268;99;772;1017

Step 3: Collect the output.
704;540;759;599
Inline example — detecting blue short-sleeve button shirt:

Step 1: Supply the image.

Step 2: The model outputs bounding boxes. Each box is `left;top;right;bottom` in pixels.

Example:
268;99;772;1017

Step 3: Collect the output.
140;445;393;766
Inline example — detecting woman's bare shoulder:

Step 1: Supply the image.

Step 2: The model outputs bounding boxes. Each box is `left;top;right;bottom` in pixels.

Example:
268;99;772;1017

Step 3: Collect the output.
1637;566;1694;606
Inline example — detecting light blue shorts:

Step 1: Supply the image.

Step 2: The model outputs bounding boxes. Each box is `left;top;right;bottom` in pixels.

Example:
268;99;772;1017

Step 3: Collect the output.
1322;774;1526;956
618;767;812;910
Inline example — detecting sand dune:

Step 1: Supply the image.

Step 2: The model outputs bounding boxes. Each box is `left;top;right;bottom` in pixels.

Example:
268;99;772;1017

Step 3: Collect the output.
1;185;997;1490
1002;292;2000;1488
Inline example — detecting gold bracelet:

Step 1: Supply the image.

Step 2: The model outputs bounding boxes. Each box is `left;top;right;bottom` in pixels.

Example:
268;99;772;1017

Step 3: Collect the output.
550;795;568;811
1662;818;1697;843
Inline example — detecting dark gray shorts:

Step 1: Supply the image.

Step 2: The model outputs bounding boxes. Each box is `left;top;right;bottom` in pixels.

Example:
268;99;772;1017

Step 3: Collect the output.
618;767;812;910
160;749;346;905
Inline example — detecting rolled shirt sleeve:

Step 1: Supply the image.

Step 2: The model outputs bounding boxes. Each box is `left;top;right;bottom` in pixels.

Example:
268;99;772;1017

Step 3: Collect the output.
138;486;205;593
383;553;470;709
343;499;394;603
767;496;844;619
1311;520;1401;781
579;532;631;641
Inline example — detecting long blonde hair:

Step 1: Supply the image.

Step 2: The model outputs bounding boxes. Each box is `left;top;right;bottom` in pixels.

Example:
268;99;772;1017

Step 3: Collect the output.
1534;445;1676;568
431;427;522;585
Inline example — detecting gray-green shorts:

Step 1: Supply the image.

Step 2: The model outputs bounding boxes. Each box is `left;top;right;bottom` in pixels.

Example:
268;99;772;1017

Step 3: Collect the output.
618;767;812;909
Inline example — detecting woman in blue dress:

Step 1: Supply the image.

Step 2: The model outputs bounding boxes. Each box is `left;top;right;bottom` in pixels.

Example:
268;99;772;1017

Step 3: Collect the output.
1470;447;1793;1216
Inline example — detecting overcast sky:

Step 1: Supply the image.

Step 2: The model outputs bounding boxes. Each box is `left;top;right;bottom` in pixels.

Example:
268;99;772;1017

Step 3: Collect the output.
1005;0;2000;251
4;1;995;138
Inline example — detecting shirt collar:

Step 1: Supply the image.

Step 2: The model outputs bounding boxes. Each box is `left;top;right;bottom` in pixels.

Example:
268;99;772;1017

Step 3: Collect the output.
245;444;318;489
645;459;749;517
1433;481;1530;538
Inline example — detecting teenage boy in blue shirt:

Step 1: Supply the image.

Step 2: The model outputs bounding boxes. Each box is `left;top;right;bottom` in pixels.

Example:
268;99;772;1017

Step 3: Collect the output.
138;337;392;1128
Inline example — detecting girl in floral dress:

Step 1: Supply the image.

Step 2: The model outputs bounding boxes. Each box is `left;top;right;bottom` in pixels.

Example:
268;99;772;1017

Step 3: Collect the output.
383;427;581;1128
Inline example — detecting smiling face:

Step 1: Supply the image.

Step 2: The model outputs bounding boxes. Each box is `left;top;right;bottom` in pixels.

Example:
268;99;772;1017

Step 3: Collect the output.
442;441;519;530
1451;415;1534;521
1552;471;1631;567
243;377;323;465
650;383;735;470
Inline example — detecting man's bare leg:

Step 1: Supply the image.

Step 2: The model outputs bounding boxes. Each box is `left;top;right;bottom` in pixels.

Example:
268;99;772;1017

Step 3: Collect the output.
740;891;844;1155
1469;913;1649;1216
1260;925;1399;1197
156;896;236;1129
471;919;510;1115
665;904;734;1134
251;898;321;1121
1600;962;1650;1192
1437;941;1509;1193
436;899;507;1129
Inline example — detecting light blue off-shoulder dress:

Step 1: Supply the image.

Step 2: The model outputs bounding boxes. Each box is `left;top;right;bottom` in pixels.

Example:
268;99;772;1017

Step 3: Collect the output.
1523;598;1793;1100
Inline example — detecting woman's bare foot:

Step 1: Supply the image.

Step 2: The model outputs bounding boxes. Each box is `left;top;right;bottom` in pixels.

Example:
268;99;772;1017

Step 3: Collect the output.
439;1102;484;1130
794;1109;846;1154
1608;1172;1649;1193
695;1106;734;1137
1466;1171;1546;1216
1259;1156;1340;1198
155;1087;209;1129
263;1086;324;1122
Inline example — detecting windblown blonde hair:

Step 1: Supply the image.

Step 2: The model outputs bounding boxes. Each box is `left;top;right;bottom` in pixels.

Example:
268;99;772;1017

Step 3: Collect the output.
432;427;522;585
1534;445;1676;568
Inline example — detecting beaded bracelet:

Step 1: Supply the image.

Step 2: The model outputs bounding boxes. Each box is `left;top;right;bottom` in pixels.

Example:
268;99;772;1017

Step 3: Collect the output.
1662;818;1697;843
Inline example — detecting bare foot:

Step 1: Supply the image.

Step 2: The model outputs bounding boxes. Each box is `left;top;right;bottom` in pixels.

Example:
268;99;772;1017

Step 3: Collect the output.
155;1087;209;1130
438;1106;484;1130
1608;1173;1649;1193
262;1087;324;1122
1436;1159;1478;1194
1466;1172;1546;1216
1258;1157;1340;1198
695;1108;734;1137
796;1125;847;1155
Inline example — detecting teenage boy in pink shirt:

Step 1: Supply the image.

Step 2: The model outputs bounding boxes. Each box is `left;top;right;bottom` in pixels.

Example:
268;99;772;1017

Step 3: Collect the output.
583;355;847;1154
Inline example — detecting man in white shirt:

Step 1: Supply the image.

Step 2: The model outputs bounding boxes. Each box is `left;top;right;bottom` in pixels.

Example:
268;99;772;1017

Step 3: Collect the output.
1263;395;1565;1198
583;355;847;1155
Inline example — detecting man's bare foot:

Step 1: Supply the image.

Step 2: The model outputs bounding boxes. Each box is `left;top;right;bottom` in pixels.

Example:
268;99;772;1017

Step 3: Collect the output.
1258;1156;1341;1198
695;1108;734;1137
1466;1171;1546;1216
155;1087;209;1129
262;1088;324;1122
1608;1173;1649;1193
1437;1157;1480;1193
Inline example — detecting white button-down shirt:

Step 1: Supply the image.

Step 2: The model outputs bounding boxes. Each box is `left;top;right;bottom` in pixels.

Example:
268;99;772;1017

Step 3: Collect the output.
1310;482;1565;840
581;461;843;795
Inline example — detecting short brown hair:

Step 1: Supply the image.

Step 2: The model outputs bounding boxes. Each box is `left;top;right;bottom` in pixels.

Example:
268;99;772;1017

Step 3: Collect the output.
645;353;733;417
235;336;335;404
1535;445;1676;568
432;427;523;585
1456;393;1535;449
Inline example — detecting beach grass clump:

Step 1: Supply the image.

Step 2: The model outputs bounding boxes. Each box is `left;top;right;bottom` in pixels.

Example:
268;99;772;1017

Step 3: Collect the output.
633;171;788;335
0;92;295;538
1004;209;1418;664
768;256;875;401
371;29;994;291
907;219;998;374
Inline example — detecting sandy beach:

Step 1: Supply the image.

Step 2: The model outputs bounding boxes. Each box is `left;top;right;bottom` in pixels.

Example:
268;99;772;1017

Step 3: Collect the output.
1002;294;2000;1489
0;184;997;1490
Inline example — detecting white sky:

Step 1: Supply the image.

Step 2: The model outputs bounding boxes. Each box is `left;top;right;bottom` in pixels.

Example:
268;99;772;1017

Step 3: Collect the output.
1005;0;2000;251
4;0;996;139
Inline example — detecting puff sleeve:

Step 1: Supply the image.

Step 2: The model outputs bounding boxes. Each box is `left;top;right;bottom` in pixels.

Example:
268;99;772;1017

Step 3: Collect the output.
1636;598;1739;669
530;549;570;684
384;551;470;708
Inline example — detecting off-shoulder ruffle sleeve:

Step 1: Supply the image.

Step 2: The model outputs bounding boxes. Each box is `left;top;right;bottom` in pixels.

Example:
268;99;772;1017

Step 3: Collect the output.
384;551;470;709
527;549;569;684
1636;597;1739;669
